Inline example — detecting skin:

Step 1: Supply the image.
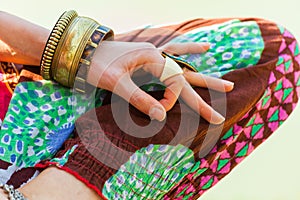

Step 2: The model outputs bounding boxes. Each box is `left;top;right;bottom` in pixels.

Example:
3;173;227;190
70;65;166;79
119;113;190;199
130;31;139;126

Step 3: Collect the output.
0;11;234;199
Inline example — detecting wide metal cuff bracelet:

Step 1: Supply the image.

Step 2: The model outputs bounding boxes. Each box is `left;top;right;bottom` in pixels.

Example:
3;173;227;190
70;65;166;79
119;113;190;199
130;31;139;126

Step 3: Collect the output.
40;10;114;89
50;15;100;87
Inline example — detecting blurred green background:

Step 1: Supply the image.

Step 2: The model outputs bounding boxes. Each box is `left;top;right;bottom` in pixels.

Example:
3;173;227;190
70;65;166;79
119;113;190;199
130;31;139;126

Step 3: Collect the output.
2;0;300;199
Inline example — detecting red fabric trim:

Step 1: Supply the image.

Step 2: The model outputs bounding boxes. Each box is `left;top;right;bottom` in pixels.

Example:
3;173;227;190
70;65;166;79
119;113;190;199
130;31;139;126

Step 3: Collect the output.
35;162;107;200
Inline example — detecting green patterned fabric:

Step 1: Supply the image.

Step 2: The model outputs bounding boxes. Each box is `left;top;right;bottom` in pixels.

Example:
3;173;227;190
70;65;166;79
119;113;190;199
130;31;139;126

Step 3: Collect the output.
49;145;78;166
170;19;265;77
102;144;195;199
0;18;279;200
100;19;266;199
0;81;96;167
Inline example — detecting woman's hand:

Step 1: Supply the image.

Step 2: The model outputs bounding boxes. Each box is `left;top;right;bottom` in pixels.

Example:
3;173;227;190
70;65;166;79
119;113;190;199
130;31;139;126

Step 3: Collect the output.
87;41;234;124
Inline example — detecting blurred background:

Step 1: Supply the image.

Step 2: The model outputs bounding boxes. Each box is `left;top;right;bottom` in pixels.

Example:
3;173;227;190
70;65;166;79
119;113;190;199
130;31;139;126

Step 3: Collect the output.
2;0;300;199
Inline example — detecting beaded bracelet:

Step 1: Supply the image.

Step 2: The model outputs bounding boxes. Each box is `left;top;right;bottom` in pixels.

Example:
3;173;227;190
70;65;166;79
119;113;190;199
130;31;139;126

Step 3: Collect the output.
73;25;113;93
0;183;28;200
40;10;114;93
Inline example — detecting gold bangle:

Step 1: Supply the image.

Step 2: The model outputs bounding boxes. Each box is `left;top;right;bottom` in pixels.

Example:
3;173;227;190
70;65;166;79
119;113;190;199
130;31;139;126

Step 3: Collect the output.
40;10;114;90
51;16;99;87
40;10;78;80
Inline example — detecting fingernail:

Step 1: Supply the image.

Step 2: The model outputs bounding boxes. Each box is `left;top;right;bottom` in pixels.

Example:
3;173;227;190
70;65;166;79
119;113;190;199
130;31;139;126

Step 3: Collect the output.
201;42;211;49
222;80;234;90
149;106;166;121
222;79;234;86
212;112;225;124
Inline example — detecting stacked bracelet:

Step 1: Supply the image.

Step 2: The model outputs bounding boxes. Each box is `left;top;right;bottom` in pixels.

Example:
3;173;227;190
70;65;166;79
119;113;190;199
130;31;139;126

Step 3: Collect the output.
0;183;28;200
40;10;114;93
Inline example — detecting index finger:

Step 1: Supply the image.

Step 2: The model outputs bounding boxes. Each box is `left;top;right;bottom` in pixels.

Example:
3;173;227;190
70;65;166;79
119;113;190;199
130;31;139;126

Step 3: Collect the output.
113;73;167;121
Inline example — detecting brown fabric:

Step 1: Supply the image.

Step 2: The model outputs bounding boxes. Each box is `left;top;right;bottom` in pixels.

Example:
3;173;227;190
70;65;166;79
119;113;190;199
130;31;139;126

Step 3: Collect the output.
115;18;235;46
55;59;270;192
42;17;293;196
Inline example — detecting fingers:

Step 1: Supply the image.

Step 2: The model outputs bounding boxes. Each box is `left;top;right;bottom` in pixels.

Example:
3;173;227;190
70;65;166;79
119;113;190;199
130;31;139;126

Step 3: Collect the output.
180;81;226;124
113;70;185;121
141;53;186;113
159;42;210;55
183;70;234;92
113;73;166;121
159;75;185;111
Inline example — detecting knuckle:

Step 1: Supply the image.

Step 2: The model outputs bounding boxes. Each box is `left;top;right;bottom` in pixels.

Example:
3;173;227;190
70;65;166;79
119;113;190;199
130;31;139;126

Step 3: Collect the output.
102;69;118;81
177;75;186;85
137;42;156;50
170;74;185;86
164;74;185;87
163;43;178;54
166;43;175;50
100;69;121;88
143;42;156;48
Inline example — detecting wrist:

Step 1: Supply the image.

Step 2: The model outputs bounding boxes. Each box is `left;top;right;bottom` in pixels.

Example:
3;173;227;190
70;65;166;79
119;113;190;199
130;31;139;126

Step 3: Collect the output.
86;41;108;88
0;188;7;200
40;10;114;92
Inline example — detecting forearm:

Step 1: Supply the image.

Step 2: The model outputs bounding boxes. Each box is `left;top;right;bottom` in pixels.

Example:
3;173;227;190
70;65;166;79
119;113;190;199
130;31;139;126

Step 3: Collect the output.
0;11;49;65
0;189;6;200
